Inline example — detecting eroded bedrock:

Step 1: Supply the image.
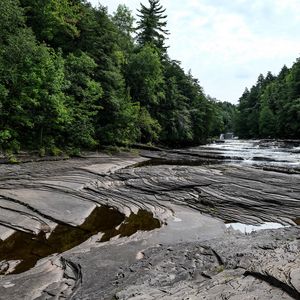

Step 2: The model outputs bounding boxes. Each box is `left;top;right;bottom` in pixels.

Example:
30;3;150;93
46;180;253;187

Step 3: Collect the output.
0;206;160;275
0;147;299;299
111;227;300;300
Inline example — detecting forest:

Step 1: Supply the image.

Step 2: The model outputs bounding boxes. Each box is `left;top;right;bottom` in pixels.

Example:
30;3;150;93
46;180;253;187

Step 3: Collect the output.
0;0;236;155
1;0;298;157
235;61;300;139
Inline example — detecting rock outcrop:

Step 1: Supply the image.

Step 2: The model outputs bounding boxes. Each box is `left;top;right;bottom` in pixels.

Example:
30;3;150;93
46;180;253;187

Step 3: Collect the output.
0;146;299;299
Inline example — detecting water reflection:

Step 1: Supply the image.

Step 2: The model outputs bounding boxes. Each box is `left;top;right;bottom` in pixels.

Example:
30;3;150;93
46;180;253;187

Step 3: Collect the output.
294;218;300;225
0;207;160;275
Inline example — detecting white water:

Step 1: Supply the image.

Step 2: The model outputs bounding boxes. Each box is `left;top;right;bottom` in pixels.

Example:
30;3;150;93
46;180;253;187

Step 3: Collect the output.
201;140;300;169
226;222;288;233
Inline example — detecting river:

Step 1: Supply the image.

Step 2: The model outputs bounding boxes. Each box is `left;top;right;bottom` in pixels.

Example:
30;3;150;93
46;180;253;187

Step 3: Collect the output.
197;139;300;169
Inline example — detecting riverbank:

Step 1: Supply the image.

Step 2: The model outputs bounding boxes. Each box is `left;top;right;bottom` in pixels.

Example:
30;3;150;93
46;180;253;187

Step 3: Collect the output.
0;142;299;299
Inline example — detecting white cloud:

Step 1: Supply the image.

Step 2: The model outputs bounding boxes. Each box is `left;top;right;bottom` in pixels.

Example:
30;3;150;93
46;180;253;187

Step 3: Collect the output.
89;0;300;103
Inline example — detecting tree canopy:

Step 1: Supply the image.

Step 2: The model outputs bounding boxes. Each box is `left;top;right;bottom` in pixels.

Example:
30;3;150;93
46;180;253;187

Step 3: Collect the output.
0;0;236;155
235;61;300;139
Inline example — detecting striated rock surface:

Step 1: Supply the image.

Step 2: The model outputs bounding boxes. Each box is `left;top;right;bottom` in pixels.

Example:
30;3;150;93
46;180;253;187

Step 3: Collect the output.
0;142;299;299
113;227;300;300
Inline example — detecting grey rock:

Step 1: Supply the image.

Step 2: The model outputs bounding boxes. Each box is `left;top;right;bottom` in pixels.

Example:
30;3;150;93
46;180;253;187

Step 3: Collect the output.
0;149;299;299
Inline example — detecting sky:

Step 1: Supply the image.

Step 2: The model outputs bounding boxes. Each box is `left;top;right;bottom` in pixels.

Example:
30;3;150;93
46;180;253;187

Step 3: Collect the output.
89;0;300;103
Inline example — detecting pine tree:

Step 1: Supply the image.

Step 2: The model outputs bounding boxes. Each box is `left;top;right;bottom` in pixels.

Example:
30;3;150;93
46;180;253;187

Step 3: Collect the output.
136;0;169;51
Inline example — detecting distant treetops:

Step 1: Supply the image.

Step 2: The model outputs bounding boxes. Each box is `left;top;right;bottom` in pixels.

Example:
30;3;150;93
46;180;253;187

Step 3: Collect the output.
235;61;300;139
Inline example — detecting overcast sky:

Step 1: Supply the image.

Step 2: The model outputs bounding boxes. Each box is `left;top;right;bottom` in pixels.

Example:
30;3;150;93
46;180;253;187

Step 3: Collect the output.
89;0;300;103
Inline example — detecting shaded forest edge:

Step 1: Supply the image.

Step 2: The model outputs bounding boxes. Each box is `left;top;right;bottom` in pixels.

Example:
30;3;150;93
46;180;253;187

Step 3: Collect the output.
0;0;236;158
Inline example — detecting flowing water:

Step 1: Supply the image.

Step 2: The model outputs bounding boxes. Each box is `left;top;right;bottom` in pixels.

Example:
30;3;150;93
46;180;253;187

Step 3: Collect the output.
196;139;300;231
200;139;300;169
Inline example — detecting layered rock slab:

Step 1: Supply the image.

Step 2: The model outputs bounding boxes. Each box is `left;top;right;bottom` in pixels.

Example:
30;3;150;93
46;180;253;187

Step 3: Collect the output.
111;227;300;300
0;150;299;299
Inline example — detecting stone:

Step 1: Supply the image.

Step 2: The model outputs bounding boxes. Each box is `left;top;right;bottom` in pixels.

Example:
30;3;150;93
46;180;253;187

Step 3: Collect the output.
0;147;299;299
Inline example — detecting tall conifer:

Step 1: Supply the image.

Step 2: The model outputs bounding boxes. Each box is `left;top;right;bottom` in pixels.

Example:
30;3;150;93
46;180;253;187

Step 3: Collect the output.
136;0;169;51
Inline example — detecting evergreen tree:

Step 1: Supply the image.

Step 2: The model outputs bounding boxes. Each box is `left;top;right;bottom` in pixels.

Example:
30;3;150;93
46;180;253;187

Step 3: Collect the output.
0;0;234;152
236;58;300;139
136;0;169;52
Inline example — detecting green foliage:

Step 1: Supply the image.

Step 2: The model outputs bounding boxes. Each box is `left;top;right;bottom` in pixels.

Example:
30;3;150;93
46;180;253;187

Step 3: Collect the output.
127;45;165;108
66;147;81;157
138;107;161;143
281;98;300;137
5;151;19;164
0;26;68;149
0;130;12;149
0;130;20;153
50;146;63;156
158;62;193;145
236;59;300;139
111;5;135;64
39;147;46;157
259;100;276;138
20;0;80;50
0;0;25;44
217;101;237;133
74;4;140;146
112;5;135;37
64;51;102;148
0;0;232;152
136;0;169;52
98;96;140;146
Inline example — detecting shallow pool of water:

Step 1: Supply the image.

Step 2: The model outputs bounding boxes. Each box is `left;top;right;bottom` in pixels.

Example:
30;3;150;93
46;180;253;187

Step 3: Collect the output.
0;206;160;275
225;222;288;233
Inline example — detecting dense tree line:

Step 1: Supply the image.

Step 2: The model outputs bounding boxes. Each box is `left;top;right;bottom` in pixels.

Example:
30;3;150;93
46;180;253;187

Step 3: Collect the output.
0;0;229;154
235;60;300;139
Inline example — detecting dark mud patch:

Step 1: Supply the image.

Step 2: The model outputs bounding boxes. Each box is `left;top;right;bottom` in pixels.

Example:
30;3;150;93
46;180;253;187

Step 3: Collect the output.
0;207;160;275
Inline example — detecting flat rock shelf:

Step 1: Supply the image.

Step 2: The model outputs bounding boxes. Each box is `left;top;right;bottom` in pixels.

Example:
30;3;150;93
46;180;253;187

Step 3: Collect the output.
0;141;299;300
